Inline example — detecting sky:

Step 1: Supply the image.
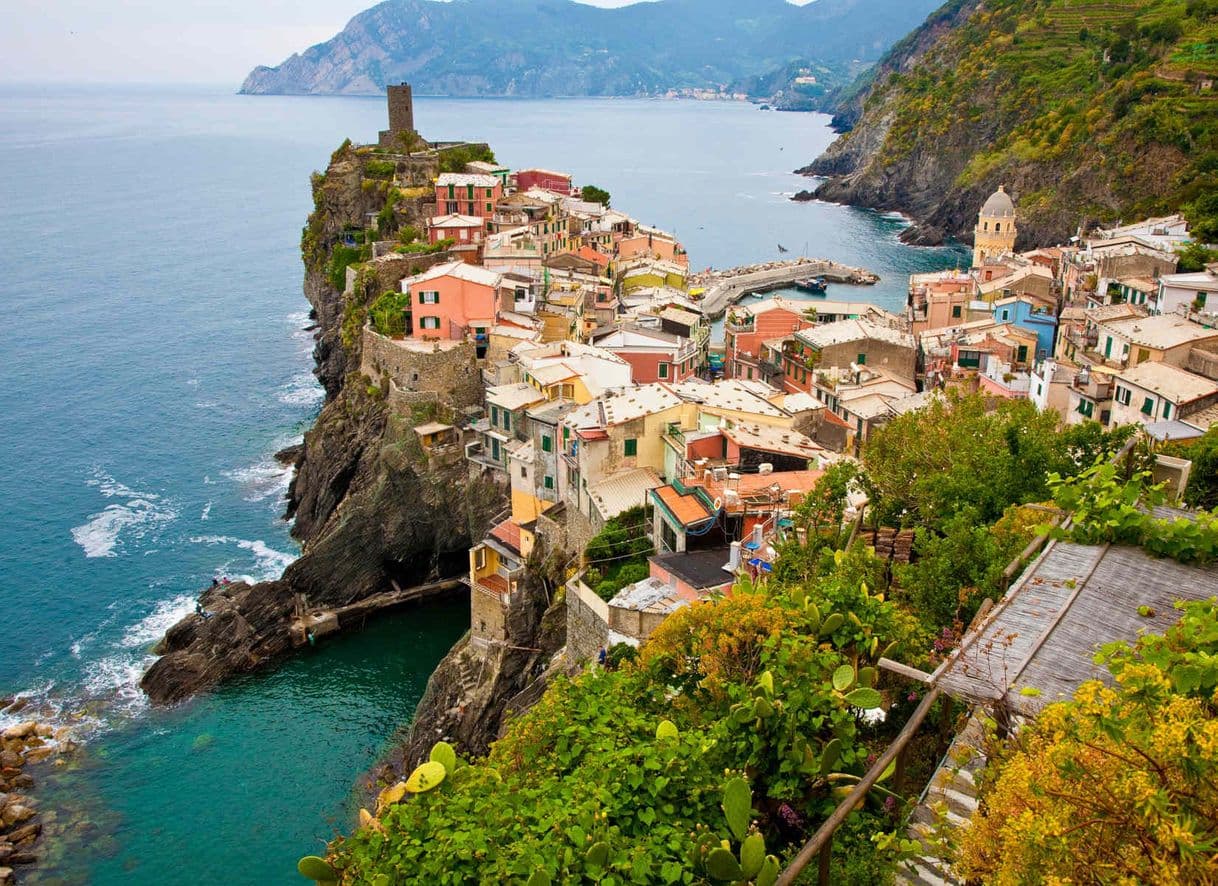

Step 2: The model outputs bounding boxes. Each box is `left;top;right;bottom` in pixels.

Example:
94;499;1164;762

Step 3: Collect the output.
1;0;809;85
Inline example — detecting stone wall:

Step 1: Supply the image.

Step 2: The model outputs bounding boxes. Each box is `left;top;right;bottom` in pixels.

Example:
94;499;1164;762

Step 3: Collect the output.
471;583;509;650
565;577;608;664
363;250;453;293
361;328;484;409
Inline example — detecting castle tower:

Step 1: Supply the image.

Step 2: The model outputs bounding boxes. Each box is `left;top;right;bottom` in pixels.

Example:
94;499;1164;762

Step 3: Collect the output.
378;82;417;149
973;185;1018;267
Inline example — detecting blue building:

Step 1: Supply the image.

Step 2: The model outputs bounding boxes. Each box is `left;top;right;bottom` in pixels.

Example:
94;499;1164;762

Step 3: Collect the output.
992;295;1058;361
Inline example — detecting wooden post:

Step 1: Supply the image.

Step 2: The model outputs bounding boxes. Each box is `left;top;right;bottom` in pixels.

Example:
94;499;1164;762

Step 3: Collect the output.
817;841;832;886
894;742;909;798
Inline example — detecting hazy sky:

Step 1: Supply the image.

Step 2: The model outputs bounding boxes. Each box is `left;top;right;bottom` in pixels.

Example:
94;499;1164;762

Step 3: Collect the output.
1;0;761;85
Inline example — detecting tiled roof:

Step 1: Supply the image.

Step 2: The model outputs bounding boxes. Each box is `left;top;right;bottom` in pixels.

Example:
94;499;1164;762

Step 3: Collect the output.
436;173;501;188
652;484;714;527
722;422;822;459
405;260;503;289
486;382;547;411
796;318;914;350
1117;361;1218;403
600;384;683;425
490;520;522;555
1102;315;1218;350
588;468;662;521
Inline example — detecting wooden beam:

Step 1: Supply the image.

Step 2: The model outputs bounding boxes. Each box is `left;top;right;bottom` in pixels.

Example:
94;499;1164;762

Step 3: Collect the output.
877;657;932;683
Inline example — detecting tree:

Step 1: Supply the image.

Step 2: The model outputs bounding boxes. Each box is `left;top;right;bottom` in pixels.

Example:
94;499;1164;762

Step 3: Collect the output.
863;391;1066;529
1185;190;1218;244
1177;426;1218;509
1176;241;1218;272
581;184;611;207
957;600;1218;885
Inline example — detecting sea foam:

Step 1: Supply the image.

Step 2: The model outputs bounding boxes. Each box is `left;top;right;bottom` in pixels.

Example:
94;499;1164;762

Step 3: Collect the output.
70;470;177;558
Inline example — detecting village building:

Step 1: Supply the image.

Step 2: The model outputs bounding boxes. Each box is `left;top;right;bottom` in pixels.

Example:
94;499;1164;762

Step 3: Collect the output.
782;319;917;393
975;264;1055;305
1090;313;1218;370
617;227;687;265
907;270;984;333
514;168;575;195
972;186;1018;267
401;261;508;347
1155;267;1218;317
1028;358;1075;419
1092;213;1191;253
590;325;699;383
426;213;486;258
1111;360;1218;430
465;159;510;188
990;294;1058;360
468;518;525;649
435;172;504;219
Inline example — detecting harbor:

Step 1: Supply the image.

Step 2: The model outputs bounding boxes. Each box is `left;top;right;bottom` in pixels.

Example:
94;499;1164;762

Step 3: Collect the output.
691;258;880;318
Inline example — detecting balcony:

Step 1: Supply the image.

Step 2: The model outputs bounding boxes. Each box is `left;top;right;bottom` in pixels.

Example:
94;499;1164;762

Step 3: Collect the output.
465;442;507;473
725;315;755;334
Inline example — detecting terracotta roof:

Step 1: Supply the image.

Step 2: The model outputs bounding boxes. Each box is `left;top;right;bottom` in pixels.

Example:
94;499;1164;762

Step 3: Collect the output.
477;574;510;597
490;520;522;554
652;485;714;527
694;469;824;505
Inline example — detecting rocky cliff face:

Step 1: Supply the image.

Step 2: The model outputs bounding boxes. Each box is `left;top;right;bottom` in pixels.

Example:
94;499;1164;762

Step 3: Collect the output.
801;0;1215;247
141;141;503;704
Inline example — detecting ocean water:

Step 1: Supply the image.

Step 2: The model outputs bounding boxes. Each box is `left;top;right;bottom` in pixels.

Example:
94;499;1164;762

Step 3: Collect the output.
0;85;963;884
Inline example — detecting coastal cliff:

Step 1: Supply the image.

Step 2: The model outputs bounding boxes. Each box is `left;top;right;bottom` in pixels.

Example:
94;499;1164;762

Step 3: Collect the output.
142;142;504;704
238;0;941;99
800;0;1218;246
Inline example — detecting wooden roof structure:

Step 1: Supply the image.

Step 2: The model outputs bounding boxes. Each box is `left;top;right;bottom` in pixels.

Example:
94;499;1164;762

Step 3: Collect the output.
932;515;1218;716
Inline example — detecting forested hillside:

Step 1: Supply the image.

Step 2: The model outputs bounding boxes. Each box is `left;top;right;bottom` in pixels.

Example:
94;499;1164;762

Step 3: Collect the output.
804;0;1218;247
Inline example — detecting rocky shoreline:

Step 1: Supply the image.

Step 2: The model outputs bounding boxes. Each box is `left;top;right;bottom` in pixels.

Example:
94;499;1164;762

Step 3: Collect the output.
0;708;78;886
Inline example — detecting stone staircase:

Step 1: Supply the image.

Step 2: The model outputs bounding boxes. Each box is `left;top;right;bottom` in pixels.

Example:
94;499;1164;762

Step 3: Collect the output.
895;710;989;886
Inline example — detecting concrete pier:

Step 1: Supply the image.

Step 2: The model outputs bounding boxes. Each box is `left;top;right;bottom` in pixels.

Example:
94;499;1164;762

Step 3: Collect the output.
693;258;879;318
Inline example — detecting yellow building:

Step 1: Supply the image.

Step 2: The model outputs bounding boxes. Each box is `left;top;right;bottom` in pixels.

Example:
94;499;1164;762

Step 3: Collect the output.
973;186;1018;268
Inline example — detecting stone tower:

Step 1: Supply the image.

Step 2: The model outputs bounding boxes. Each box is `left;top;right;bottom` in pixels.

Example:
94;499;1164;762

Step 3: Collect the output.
378;82;417;149
973;185;1018;267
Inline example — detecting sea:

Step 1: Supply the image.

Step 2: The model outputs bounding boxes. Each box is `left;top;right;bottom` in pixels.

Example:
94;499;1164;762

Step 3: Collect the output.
0;84;966;884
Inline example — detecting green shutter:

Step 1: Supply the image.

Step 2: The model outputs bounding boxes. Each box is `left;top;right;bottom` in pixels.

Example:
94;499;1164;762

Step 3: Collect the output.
1141;397;1154;416
1163;401;1172;419
542;435;552;452
856;353;866;365
658;363;669;379
544;475;554;490
624;438;637;457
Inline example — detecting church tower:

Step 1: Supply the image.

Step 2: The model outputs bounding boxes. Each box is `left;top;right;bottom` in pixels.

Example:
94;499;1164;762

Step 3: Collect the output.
973;185;1017;267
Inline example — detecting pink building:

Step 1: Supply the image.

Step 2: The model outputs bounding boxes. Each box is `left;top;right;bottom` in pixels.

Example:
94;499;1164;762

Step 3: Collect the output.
617;229;687;266
590;325;699;383
515;168;574;195
427;214;486;256
402;261;504;341
435;173;503;219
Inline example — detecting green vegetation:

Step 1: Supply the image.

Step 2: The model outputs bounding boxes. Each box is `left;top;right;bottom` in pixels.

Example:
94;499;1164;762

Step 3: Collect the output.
325;548;920;883
394;237;454;256
1166;425;1218;507
369;290;410;337
326;244;364;291
581;185;611;207
957;599;1218;884
855;0;1218;235
364;159;397;180
438;144;497;175
308;392;1159;882
582;506;654;601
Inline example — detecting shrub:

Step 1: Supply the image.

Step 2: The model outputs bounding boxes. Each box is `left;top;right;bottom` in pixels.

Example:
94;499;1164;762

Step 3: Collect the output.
369;290;410;337
957;601;1218;885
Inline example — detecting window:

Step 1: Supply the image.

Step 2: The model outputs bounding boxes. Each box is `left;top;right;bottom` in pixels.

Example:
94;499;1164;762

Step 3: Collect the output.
475;547;486;569
1141;397;1155;416
503;412;511;432
563;426;570;441
624;438;638;457
1077;399;1093;418
1163;401;1172;419
419;316;441;330
447;184;455;199
1136;348;1149;364
485;188;493;198
490;405;499;424
419;290;440;304
541;434;552;453
951;305;962;319
1017;345;1028;363
466;184;474;199
544;475;554;490
856;353;867;366
658;363;669;379
995;223;1001;233
1115;385;1131;406
491;439;500;461
485;203;492;213
520;466;528;479
747;368;754;380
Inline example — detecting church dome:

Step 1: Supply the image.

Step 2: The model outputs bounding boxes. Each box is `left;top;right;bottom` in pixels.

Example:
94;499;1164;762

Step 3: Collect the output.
980;186;1015;218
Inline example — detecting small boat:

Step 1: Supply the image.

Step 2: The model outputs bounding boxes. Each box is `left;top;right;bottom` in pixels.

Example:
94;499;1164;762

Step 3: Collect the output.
794;276;828;294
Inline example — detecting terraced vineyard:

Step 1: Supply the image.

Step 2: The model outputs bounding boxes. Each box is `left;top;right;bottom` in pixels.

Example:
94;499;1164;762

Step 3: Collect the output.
810;0;1218;245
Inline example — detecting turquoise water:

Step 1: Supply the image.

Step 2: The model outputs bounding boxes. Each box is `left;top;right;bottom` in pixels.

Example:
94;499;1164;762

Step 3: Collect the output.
0;86;962;884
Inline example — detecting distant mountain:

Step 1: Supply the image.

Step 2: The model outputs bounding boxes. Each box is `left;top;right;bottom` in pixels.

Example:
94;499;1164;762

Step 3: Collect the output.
240;0;943;99
802;0;1218;246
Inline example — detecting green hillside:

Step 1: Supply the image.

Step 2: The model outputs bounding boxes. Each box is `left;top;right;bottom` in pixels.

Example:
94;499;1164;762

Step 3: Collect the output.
807;0;1218;246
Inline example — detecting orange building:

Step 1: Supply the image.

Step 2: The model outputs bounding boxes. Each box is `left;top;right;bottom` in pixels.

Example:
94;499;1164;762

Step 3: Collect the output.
402;260;505;341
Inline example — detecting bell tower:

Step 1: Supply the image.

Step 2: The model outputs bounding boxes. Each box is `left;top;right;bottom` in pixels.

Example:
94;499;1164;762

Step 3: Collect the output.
378;82;417;149
973;185;1018;267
